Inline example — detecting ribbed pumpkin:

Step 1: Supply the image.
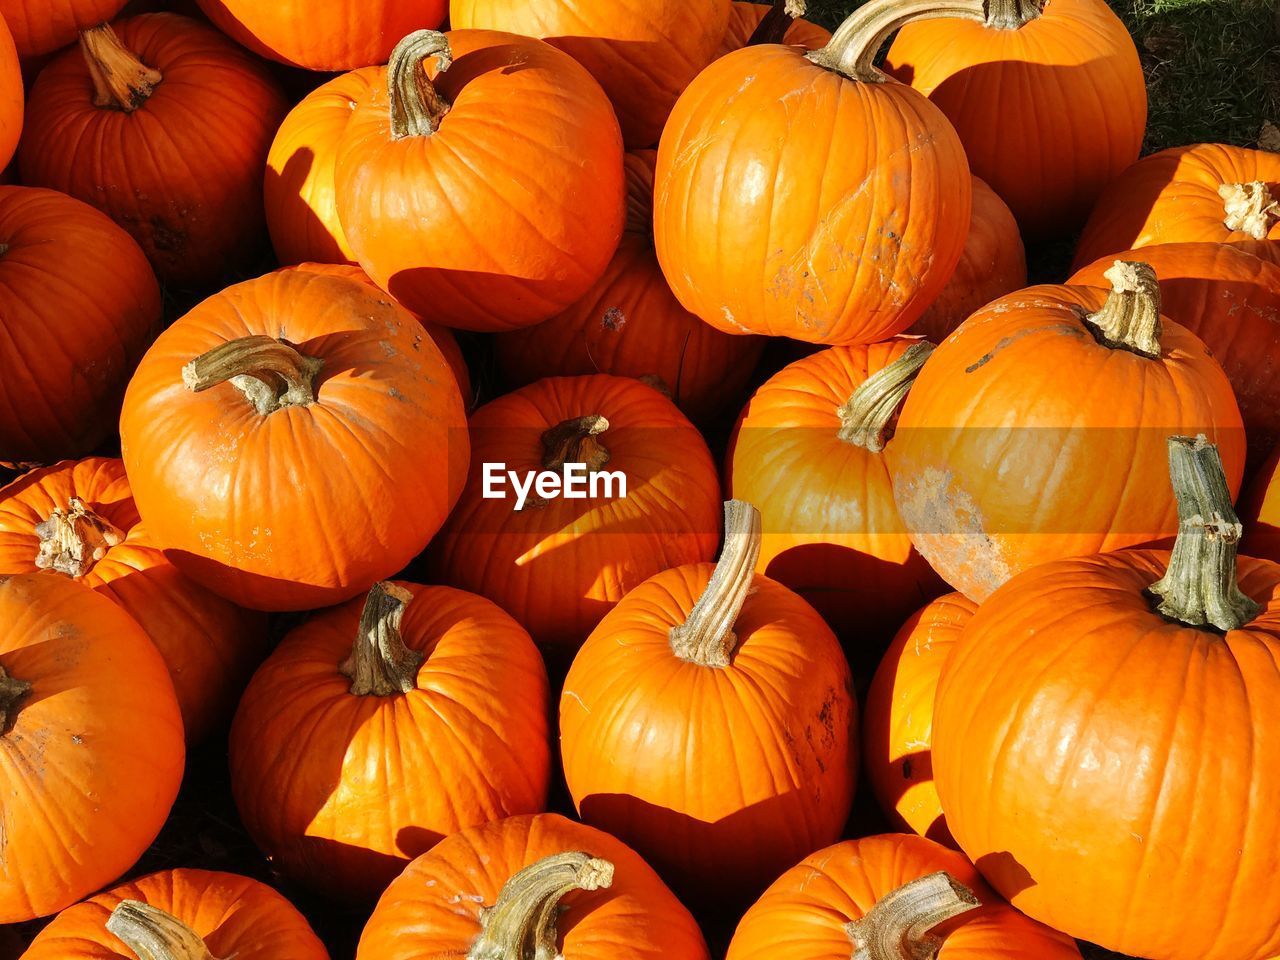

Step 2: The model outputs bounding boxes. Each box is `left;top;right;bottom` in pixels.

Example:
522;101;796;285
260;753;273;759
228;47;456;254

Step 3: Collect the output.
0;186;160;465
935;437;1280;960
0;0;127;56
719;2;831;53
0;457;267;744
0;16;18;173
726;833;1082;960
0;573;184;922
356;813;710;960
430;374;719;650
1074;144;1280;268
335;29;625;332
654;0;971;345
20;869;328;960
494;151;764;424
725;340;945;646
119;268;469;612
230;581;550;902
890;261;1246;601
885;0;1144;239
561;501;856;905
20;15;287;289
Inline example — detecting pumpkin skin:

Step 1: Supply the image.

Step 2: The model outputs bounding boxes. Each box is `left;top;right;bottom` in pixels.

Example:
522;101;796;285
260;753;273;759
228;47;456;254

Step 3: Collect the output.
0;17;19;173
493;151;764;424
0;0;128;56
1240;449;1280;563
119;268;470;612
0;457;268;745
0;186;161;465
20;15;288;290
19;868;328;960
336;29;626;332
719;2;831;54
356;813;710;960
0;573;184;922
450;0;730;149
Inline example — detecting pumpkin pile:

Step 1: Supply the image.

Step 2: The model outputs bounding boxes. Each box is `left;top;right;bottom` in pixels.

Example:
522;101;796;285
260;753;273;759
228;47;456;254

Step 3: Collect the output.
0;0;1275;958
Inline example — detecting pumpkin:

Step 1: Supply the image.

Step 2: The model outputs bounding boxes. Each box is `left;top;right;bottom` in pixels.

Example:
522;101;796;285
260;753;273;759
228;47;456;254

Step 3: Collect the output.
230;581;550;901
1240;448;1280;563
429;374;719;650
0;16;18;173
934;437;1280;960
560;501;856;904
863;593;976;845
0;186;161;465
654;0;971;345
889;261;1246;602
726;833;1082;960
19;15;287;290
335;30;625;332
725;340;945;647
719;2;831;54
20;868;328;959
449;0;730;149
884;0;1145;240
356;813;709;960
0;0;128;56
0;457;267;744
493;151;764;424
0;572;184;922
119;268;469;612
1074;144;1280;269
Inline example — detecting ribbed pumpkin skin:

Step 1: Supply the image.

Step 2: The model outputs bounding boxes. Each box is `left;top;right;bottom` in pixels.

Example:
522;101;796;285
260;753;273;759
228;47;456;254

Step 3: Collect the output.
0;186;161;465
725;340;945;643
886;0;1144;239
230;583;550;902
450;0;730;149
20;868;328;959
1074;144;1280;268
20;14;287;289
0;458;268;745
654;45;971;345
0;18;18;173
0;573;184;922
336;30;625;332
718;2;830;53
726;834;1082;960
119;269;469;612
934;552;1280;960
889;284;1246;601
356;814;710;960
0;0;127;56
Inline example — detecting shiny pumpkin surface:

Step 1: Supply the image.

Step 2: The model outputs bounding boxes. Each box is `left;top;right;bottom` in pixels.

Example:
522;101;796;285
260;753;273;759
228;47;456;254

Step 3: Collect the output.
718;2;831;53
0;17;18;172
0;0;127;56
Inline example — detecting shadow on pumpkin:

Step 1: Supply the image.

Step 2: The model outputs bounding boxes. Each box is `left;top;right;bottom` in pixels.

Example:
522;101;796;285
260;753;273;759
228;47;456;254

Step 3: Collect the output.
862;746;954;848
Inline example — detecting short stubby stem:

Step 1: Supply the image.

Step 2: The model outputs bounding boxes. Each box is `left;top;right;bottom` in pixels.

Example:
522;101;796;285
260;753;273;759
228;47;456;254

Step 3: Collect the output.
838;341;934;452
388;30;453;139
1219;181;1279;239
1084;261;1163;359
182;335;324;415
846;872;981;960
35;498;124;577
748;0;809;44
339;582;424;696
541;415;611;473
105;901;218;960
79;24;163;112
0;665;31;734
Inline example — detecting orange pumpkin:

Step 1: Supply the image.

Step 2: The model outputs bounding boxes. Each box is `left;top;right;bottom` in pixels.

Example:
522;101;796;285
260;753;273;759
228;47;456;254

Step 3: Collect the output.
0;16;19;172
430;374;719;650
0;0;127;56
1240;448;1280;562
336;30;625;332
719;2;831;53
494;151;764;424
20;15;287;289
356;813;709;960
0;573;184;922
0;186;161;465
885;0;1145;239
119;268;469;612
20;868;328;959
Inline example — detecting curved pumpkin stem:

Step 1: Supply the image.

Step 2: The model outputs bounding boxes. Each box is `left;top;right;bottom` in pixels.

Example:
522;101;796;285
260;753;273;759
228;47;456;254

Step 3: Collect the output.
846;872;981;960
388;30;453;140
79;23;162;113
339;582;423;696
1147;435;1261;631
748;0;808;44
182;335;324;415
542;416;611;473
0;665;31;735
1084;261;1163;359
838;341;935;452
35;498;124;578
1218;182;1279;239
106;901;218;960
468;852;614;960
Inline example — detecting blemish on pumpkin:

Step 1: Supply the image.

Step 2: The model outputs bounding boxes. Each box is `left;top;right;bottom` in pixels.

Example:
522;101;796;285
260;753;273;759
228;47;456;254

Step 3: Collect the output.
148;217;185;253
388;387;409;403
902;757;913;779
601;307;625;331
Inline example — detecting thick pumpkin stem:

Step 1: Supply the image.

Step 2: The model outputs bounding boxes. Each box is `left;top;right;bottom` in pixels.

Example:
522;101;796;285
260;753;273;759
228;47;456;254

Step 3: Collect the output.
0;665;31;734
1083;261;1163;359
105;901;218;960
846;872;981;960
670;500;762;668
468;852;615;960
837;341;935;452
79;24;162;112
1147;435;1261;632
182;335;324;415
388;30;452;139
748;0;808;44
541;416;611;473
340;582;423;696
34;498;123;578
1218;182;1279;239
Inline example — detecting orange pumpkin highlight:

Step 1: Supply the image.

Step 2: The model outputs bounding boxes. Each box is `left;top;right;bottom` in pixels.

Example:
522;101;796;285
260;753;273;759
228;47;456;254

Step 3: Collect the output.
0;16;19;172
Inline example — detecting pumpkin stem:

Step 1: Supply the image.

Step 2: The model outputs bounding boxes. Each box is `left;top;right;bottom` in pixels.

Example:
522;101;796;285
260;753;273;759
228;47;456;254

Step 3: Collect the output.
837;341;935;452
748;0;808;44
0;665;31;734
467;852;615;960
388;30;452;139
1218;182;1279;239
670;500;762;668
1147;435;1261;632
541;415;612;473
339;582;423;696
182;335;324;415
79;23;162;113
34;498;124;578
1083;261;1163;359
105;901;218;960
845;872;981;960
